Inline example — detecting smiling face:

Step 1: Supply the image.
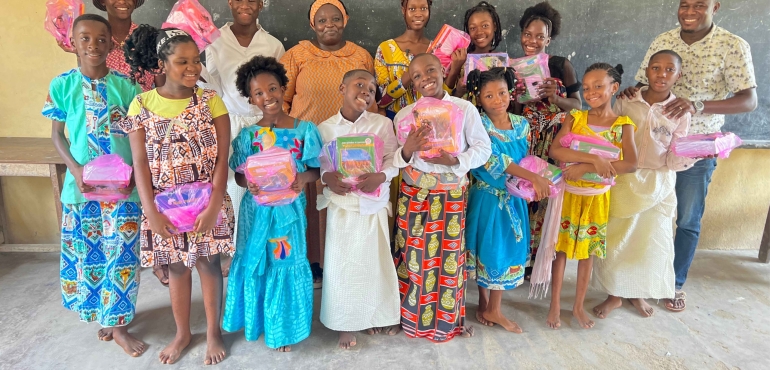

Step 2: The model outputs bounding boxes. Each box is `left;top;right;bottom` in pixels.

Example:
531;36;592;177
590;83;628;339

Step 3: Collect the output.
520;19;550;56
582;70;618;109
678;0;719;33
102;0;136;21
467;11;495;51
478;79;511;116
313;4;345;46
646;53;681;94
409;55;445;99
229;0;262;26
402;0;430;30
160;41;202;89
248;73;285;115
72;20;111;68
340;73;377;114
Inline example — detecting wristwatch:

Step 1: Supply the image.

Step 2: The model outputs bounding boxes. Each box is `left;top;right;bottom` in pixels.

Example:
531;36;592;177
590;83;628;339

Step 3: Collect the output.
692;100;705;114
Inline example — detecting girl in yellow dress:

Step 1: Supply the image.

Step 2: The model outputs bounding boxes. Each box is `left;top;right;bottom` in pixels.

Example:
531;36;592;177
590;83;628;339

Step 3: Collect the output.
538;63;637;330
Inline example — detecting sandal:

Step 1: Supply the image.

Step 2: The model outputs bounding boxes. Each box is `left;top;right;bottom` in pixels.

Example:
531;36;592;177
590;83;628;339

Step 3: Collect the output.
311;263;323;289
665;291;686;312
153;264;170;287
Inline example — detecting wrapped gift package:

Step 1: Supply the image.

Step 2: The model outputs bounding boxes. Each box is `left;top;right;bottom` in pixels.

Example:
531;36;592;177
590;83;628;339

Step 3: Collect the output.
241;146;299;206
428;24;471;71
254;187;298;207
162;0;221;51
321;134;385;197
505;155;562;201
82;154;132;202
672;132;742;159
154;182;221;233
396;97;464;158
464;53;509;81
560;134;621;185
509;53;550;104
45;0;84;50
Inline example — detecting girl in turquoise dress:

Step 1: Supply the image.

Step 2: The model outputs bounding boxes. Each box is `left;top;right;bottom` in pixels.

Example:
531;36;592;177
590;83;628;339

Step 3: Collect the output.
465;67;553;333
223;56;322;352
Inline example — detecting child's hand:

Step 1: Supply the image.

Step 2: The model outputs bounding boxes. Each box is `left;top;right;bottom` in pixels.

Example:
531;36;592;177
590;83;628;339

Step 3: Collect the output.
591;156;617;179
617;86;640;100
57;40;75;54
71;165;96;194
117;176;136;196
193;205;220;234
323;171;352;196
402;124;432;160
450;48;467;71
538;78;560;100
356;172;387;194
422;149;459;167
563;163;589;182
247;181;261;196
290;172;313;194
148;211;178;239
531;175;554;202
401;71;412;89
514;78;527;100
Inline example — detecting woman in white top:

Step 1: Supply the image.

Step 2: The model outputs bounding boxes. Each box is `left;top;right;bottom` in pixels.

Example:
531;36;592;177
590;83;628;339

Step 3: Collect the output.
201;0;285;272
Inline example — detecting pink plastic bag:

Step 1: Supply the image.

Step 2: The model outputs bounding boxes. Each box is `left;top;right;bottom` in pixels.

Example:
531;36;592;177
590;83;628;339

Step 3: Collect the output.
509;53;550;104
672;132;742;159
428;24;471;71
44;0;84;50
162;0;221;51
464;53;509;81
154;182;222;233
82;154;132;202
321;134;385;197
397;97;464;158
239;146;299;206
505;156;562;201
560;133;620;185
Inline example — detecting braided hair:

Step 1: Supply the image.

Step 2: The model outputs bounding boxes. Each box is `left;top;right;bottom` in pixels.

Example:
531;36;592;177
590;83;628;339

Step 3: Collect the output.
585;63;624;85
466;67;517;111
463;1;502;53
235;56;289;98
519;2;561;39
123;24;196;83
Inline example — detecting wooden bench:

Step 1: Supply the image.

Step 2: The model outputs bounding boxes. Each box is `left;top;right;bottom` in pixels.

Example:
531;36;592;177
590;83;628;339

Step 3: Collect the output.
0;137;65;252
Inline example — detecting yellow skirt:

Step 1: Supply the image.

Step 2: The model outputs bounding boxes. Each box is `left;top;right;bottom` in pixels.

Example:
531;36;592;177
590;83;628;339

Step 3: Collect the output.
554;191;609;260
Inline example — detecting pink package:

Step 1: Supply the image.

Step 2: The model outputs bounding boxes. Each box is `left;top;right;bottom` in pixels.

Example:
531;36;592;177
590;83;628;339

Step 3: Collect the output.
82;154;132;202
238;146;300;206
428;24;471;71
154;182;222;233
162;0;221;51
672;132;742;159
505;156;563;201
509;53;550;104
45;0;85;50
396;97;464;158
560;133;620;185
464;53;509;81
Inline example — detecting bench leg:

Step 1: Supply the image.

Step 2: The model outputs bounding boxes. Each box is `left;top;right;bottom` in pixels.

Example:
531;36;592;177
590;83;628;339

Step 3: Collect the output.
760;204;770;263
50;164;66;228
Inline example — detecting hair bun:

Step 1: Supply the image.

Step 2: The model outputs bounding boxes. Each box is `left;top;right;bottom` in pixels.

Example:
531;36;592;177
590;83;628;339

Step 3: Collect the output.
614;64;624;76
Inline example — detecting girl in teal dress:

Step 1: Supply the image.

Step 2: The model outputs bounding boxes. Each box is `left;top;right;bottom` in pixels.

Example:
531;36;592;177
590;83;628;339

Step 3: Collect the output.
223;56;322;352
465;67;553;333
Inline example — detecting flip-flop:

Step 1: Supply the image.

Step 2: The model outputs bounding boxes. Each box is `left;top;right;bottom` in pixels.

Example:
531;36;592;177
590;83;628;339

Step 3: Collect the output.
153;264;170;287
665;291;686;312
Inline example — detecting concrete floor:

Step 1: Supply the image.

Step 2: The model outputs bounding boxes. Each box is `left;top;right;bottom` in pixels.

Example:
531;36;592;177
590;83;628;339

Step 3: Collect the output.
0;250;767;370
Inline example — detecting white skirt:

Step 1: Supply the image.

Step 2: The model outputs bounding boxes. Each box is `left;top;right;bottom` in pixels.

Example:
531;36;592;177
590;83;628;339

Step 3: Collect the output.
592;168;677;299
318;189;401;331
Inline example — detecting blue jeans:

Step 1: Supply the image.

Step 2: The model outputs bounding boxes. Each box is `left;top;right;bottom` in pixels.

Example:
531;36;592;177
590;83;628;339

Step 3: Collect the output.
673;158;717;289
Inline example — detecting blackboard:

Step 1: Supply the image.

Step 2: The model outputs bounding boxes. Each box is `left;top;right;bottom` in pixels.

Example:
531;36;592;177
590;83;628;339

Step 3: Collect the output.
91;0;769;147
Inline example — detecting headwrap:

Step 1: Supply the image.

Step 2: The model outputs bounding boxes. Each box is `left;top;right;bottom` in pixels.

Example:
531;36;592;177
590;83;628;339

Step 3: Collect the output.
93;0;145;12
309;0;349;28
156;29;190;53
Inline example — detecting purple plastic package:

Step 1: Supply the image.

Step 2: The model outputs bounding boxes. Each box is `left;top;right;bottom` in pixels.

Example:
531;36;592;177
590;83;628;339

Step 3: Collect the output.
241;146;299;206
154;182;221;233
464;53;509;81
505;155;563;201
396;97;464;158
82;154;132;202
509;53;550;104
672;132;742;159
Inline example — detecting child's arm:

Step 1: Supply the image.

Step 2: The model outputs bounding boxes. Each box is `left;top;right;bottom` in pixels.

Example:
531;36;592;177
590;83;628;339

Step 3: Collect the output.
505;164;554;202
444;49;467;90
195;114;231;233
129;128;177;238
51;121;94;194
292;168;320;193
611;125;638;175
549;115;616;179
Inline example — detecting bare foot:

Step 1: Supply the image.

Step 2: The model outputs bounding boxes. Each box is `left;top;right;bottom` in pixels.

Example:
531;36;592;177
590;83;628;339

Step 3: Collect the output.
159;333;191;364
98;328;113;341
475;309;494;327
338;332;357;349
483;311;522;333
629;298;654;317
366;327;382;335
384;325;401;336
275;346;291;352
546;306;561;329
220;256;232;278
113;327;146;357
204;332;226;365
573;308;595;329
592;295;622;319
460;325;475;338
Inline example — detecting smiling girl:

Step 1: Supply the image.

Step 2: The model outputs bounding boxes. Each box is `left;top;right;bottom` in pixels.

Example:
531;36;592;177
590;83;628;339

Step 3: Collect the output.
447;1;504;95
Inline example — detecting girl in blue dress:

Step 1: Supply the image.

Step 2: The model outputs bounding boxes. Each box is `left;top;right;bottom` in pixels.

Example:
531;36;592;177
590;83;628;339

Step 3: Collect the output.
223;56;322;352
464;67;553;333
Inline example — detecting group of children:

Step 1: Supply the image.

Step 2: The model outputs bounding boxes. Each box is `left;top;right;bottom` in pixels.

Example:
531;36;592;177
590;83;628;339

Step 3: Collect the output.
47;0;696;365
